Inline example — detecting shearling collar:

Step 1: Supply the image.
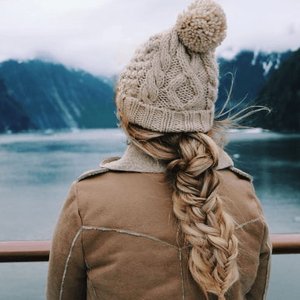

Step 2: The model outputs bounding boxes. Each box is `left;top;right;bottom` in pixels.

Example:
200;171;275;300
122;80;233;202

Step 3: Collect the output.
100;143;233;173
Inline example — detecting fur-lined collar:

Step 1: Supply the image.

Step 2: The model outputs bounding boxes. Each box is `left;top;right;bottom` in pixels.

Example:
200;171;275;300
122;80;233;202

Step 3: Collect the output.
100;143;233;173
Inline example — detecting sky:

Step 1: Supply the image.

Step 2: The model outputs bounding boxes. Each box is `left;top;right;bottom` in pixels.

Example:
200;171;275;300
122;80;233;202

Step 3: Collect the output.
0;0;299;76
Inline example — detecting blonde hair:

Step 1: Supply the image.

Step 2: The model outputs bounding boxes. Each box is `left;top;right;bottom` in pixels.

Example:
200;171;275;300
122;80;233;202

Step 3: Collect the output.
119;113;239;300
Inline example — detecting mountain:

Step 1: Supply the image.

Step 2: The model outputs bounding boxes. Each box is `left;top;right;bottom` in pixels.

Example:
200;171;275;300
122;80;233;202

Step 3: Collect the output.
255;49;300;132
0;60;116;131
0;78;34;132
216;50;292;112
0;50;296;133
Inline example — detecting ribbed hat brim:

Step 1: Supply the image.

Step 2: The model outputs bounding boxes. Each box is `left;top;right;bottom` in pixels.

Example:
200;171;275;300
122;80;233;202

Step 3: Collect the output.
119;97;214;133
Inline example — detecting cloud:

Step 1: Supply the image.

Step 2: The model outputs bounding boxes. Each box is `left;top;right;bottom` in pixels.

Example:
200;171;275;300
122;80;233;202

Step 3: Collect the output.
0;0;299;75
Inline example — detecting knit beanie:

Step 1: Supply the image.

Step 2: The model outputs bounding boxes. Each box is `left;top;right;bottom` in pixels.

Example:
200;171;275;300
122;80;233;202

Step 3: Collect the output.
116;0;227;133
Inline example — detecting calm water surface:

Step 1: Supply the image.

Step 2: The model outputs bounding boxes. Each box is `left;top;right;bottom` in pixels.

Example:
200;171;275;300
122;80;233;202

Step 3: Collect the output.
0;129;299;299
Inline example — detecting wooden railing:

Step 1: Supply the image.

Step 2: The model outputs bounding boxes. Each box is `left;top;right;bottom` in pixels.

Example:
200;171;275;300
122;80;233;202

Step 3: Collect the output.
0;234;300;263
0;241;51;262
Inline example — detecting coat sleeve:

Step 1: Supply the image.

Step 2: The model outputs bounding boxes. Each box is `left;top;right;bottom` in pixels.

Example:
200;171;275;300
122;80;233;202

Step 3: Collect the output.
47;182;86;300
246;221;272;300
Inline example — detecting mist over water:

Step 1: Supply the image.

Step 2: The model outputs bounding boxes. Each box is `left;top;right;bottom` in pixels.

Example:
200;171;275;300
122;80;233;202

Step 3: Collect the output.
0;129;299;299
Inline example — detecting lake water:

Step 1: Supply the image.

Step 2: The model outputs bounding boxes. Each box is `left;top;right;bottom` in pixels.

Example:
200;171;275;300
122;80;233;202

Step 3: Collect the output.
0;129;299;299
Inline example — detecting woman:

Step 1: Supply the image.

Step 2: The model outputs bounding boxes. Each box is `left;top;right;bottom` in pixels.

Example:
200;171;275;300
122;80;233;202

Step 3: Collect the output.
47;0;271;299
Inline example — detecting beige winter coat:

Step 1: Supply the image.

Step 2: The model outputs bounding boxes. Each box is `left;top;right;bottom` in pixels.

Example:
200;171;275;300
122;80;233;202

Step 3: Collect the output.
47;145;271;300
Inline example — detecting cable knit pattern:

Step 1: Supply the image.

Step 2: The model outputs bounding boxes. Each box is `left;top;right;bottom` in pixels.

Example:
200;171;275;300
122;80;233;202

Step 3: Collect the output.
116;0;226;133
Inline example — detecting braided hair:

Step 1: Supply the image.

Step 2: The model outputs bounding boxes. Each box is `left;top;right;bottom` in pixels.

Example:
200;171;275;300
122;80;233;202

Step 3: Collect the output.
122;120;239;300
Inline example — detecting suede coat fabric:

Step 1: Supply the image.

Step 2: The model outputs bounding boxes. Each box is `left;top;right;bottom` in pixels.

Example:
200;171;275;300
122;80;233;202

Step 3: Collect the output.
47;147;271;300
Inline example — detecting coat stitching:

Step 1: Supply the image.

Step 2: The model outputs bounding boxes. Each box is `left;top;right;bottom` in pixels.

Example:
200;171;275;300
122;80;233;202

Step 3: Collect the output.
263;248;271;300
59;228;82;300
60;221;263;300
235;217;261;230
85;260;98;299
82;225;178;248
178;248;185;300
60;226;181;299
89;279;98;299
262;225;272;300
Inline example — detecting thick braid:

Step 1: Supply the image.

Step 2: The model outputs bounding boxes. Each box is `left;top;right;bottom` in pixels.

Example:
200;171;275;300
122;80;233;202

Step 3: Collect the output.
123;122;239;300
167;133;239;299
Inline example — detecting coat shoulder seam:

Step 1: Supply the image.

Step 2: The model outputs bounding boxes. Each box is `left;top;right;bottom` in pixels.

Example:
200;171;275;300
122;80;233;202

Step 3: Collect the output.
59;228;83;300
229;166;253;182
235;217;262;230
77;168;109;182
81;225;178;248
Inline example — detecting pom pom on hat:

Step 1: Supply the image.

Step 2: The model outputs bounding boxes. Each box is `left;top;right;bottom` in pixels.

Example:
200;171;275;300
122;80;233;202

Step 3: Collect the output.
176;0;227;53
116;0;227;133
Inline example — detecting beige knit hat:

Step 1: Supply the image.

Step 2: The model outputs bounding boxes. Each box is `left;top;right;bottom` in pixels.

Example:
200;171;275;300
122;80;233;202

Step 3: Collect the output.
116;0;227;133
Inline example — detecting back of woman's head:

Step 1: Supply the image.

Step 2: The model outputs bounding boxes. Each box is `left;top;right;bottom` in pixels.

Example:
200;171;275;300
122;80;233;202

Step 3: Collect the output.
114;1;240;298
120;118;239;300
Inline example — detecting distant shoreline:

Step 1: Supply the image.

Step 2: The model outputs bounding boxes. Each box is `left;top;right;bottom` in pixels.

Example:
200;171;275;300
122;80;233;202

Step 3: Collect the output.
0;128;299;146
